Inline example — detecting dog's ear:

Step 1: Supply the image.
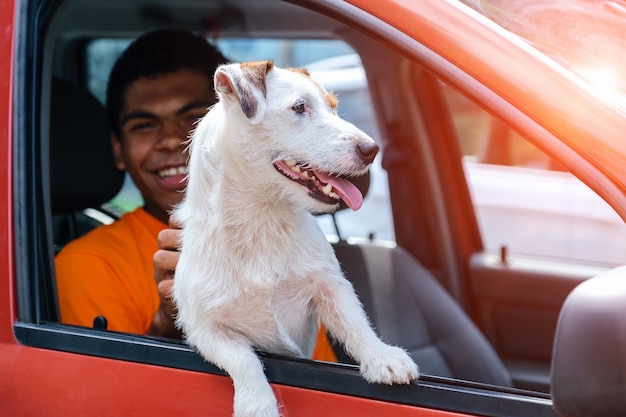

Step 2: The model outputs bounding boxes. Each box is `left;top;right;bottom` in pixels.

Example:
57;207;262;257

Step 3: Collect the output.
214;61;274;125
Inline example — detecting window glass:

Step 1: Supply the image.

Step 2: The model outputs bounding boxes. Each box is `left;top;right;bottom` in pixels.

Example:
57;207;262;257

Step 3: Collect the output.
444;85;626;266
85;39;394;241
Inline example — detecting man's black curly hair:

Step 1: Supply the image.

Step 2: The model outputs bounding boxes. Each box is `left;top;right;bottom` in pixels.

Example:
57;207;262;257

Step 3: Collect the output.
106;29;229;137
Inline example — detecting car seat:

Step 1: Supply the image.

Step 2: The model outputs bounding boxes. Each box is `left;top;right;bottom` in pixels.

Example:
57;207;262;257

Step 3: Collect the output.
331;241;512;386
50;77;125;253
328;178;512;386
46;77;124;324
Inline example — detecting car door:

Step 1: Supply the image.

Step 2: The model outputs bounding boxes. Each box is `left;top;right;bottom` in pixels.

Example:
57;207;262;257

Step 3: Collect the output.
344;0;626;394
435;80;609;392
6;0;626;415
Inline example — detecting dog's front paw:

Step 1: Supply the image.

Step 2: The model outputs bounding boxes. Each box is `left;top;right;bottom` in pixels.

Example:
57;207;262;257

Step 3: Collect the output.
360;344;420;385
233;385;280;417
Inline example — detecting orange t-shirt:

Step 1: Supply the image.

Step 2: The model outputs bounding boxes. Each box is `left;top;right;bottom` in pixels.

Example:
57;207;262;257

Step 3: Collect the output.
56;208;164;333
55;207;336;361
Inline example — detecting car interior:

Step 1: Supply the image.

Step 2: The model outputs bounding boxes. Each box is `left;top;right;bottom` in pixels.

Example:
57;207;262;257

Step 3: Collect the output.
26;0;620;404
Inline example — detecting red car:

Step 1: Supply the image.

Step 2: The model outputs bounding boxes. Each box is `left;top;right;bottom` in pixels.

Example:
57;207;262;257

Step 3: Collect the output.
2;0;626;416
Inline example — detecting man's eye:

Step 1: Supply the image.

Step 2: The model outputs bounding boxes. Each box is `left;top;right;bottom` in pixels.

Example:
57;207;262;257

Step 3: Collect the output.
292;103;305;114
130;122;154;132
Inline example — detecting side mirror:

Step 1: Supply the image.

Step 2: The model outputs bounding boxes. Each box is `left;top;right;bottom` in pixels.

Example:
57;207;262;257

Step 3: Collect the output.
551;266;626;417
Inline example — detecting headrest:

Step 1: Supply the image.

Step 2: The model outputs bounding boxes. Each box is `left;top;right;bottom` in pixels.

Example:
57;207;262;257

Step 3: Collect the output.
551;266;626;417
50;77;125;213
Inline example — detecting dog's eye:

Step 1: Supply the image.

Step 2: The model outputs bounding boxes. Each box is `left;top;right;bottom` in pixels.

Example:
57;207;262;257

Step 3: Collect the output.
292;103;306;114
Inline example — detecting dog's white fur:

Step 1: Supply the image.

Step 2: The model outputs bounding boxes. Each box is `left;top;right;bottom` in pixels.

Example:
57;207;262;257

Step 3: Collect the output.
173;61;418;417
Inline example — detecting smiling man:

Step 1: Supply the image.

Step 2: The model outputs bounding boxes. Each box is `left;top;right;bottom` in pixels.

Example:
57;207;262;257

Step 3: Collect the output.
55;30;227;337
111;69;212;225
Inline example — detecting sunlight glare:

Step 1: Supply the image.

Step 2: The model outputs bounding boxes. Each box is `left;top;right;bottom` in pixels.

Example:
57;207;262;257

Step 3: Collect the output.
578;68;619;92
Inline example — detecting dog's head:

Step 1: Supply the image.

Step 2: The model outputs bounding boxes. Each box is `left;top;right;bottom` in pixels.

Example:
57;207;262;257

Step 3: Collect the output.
213;61;379;214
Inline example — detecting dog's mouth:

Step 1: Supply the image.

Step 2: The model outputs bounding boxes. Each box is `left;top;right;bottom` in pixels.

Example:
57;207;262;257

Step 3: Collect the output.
273;160;364;210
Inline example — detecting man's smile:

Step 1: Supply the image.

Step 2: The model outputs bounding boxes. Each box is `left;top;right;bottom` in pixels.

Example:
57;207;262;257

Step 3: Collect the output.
154;164;188;189
158;165;188;178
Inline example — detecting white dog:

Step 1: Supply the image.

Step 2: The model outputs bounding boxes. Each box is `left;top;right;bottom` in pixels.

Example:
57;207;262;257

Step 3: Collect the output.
173;61;419;417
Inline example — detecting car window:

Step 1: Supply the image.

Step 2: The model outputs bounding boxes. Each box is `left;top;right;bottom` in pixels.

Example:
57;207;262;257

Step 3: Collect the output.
444;84;626;266
85;39;394;242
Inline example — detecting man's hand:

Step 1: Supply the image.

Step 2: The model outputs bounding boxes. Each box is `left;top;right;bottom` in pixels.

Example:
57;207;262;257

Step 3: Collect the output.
148;217;183;338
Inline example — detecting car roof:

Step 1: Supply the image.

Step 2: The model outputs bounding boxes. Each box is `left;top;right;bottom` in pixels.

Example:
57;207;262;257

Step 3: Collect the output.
54;0;341;38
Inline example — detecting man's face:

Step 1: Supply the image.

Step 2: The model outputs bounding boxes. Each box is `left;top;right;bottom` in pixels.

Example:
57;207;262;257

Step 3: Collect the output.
112;69;215;224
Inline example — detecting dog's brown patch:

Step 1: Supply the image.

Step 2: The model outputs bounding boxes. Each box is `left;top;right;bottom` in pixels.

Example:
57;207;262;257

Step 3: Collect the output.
287;67;338;110
288;67;310;77
241;61;274;98
236;61;274;119
324;90;339;110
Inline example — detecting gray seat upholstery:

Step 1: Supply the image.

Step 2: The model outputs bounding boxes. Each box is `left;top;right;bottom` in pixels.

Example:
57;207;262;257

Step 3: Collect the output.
551;266;626;417
332;241;512;386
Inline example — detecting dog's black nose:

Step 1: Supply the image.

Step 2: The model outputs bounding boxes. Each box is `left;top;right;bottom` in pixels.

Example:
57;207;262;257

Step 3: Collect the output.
357;141;379;164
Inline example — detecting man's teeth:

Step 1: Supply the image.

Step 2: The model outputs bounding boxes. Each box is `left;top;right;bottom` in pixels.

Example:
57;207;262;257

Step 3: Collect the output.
159;166;188;177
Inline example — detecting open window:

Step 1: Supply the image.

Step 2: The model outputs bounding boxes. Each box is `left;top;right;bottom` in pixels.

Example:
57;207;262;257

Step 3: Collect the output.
446;85;626;267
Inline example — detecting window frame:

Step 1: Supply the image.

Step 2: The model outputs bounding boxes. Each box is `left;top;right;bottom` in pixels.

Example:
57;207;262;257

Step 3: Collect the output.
14;0;59;325
13;321;554;416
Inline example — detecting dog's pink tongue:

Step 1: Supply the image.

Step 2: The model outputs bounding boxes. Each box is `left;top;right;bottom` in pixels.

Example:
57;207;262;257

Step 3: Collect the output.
315;171;364;211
